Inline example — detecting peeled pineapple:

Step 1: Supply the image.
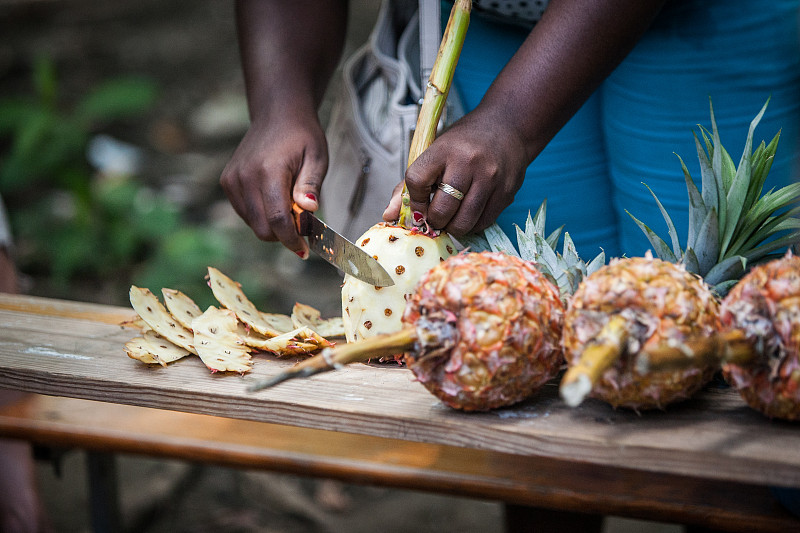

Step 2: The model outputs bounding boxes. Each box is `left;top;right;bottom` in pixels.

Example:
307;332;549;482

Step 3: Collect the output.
341;223;457;344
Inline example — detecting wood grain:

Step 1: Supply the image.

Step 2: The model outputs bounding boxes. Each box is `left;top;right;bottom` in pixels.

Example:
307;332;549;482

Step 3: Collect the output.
1;393;798;533
2;293;799;490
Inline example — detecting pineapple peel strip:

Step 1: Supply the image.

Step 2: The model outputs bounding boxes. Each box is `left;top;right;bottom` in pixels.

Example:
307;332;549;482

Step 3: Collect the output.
124;330;192;367
162;288;203;330
207;266;291;337
129;286;197;354
192;306;252;373
291;302;345;338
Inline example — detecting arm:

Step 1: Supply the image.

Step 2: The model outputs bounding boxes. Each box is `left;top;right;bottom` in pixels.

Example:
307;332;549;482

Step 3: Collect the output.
386;0;667;235
221;0;349;257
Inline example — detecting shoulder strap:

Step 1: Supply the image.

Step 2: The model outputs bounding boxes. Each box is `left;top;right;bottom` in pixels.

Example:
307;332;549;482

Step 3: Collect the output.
417;0;464;125
418;0;440;89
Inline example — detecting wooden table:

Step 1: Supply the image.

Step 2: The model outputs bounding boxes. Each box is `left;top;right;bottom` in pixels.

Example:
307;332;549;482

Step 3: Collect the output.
1;293;799;532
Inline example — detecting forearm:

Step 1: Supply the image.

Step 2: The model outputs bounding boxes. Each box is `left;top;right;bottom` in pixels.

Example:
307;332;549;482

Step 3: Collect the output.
480;0;667;162
235;0;349;126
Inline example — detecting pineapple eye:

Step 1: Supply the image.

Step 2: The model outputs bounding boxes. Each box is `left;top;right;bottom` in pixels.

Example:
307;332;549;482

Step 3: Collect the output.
361;238;371;246
446;245;454;254
374;286;383;291
396;265;405;275
344;307;350;316
440;257;445;262
415;246;424;257
384;308;392;316
388;235;398;242
364;320;373;330
373;255;379;261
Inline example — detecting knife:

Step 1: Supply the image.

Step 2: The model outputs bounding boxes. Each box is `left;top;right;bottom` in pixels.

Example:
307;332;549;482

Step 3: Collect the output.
293;204;394;287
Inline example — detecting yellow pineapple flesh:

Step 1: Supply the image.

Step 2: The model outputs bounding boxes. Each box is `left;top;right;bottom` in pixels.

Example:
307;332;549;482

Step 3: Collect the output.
341;223;457;347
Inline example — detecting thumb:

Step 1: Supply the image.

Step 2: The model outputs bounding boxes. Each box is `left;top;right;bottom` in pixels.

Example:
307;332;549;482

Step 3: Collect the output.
382;181;406;222
293;147;328;212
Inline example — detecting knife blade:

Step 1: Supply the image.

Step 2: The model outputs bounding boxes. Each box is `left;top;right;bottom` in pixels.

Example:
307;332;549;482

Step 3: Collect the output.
293;205;394;287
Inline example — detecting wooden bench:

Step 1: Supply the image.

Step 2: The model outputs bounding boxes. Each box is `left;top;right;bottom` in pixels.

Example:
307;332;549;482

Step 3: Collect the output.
1;293;800;533
1;393;798;533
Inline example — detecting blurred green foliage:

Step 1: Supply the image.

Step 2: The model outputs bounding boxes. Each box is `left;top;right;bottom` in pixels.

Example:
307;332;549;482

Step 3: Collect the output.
0;57;244;308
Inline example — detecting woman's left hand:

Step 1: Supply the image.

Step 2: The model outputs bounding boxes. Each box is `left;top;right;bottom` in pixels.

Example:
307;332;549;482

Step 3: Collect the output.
382;107;530;236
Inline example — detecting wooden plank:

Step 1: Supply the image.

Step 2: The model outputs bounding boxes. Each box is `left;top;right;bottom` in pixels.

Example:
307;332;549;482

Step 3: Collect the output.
1;394;798;533
2;293;800;489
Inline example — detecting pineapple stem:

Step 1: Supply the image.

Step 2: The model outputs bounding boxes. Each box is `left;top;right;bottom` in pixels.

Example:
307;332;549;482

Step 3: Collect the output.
397;0;471;229
635;330;757;374
560;315;629;407
248;328;418;392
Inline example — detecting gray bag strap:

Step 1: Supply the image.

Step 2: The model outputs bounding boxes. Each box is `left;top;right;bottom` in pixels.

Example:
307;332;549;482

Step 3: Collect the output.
418;0;440;88
417;0;464;127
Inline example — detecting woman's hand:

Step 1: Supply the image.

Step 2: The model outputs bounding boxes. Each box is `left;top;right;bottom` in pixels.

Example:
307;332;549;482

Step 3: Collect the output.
383;107;530;236
223;0;347;257
220;111;327;258
386;0;667;236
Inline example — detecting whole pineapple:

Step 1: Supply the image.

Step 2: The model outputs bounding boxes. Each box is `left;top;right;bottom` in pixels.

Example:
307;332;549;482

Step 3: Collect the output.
561;99;800;410
341;224;457;343
720;253;800;420
402;251;564;411
561;255;719;409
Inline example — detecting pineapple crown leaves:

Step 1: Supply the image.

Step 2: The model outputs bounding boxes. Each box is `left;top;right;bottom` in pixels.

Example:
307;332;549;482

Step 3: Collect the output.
627;98;800;295
460;200;605;301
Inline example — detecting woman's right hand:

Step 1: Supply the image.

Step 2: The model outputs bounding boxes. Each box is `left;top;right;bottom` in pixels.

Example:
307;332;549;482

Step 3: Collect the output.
220;111;328;259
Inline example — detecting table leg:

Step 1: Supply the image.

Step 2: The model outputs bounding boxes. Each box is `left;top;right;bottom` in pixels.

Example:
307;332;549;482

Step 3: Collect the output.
504;503;603;533
86;452;122;533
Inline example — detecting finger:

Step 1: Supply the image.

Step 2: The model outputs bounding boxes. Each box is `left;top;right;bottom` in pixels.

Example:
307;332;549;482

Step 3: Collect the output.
262;165;310;259
382;180;406;222
292;143;328;212
220;164;252;226
404;147;445;218
444;185;490;237
426;172;471;230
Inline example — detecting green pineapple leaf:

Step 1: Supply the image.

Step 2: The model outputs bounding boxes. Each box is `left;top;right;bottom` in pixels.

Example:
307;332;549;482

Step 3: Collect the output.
720;99;769;258
458;231;491;252
704;255;746;288
677;153;708;252
683;247;701;275
586;250;606;275
626;210;678;263
642;182;681;258
483;223;520;257
515;224;537;261
693;207;720;275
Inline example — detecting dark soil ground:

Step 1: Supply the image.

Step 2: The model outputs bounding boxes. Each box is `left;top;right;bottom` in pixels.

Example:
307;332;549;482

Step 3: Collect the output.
3;1;682;531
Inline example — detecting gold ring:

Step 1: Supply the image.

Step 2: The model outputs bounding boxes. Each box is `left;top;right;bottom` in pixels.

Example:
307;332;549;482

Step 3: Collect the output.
437;182;465;201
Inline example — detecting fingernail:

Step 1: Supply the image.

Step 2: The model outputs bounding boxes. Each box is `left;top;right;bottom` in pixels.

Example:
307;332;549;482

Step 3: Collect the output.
305;193;318;203
413;211;424;224
295;249;308;260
